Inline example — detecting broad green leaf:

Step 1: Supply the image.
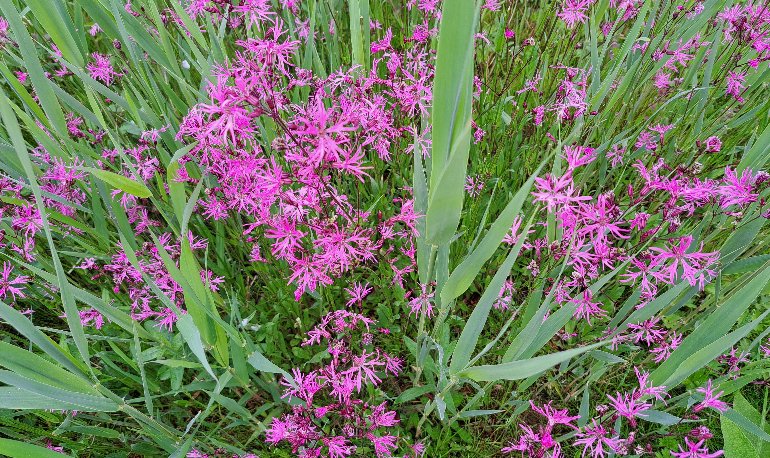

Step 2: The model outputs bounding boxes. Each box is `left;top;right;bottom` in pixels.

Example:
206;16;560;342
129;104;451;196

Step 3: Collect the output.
722;414;760;458
0;299;85;378
425;106;473;244
637;410;683;426
413;131;430;284
738;119;770;173
721;218;767;267
0;439;73;458
425;0;478;244
395;385;434;404
722;401;770;458
724;255;770;275
0;387;86;411
458;409;503;418
247;350;294;387
0;341;97;396
348;0;365;68
733;391;770;453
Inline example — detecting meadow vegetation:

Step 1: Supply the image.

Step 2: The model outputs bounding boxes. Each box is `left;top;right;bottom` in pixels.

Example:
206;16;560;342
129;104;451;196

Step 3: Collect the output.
0;0;769;456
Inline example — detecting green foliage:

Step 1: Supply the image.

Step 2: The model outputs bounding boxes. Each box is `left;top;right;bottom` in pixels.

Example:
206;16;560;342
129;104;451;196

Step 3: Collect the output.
0;0;769;456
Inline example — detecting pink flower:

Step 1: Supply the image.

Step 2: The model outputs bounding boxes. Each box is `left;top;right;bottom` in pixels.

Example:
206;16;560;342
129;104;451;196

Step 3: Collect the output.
343;349;385;391
502;424;560;456
705;136;722;152
0;262;29;301
324;435;356;457
265;218;306;260
558;0;593;28
287;257;333;301
465;176;484;197
482;0;501;11
649;236;719;289
654;70;674;90
408;284;434;317
693;380;728;413
607;144;626;167
344;282;373;307
563;145;597;170
79;309;105;330
652;332;682;363
635;131;658;150
573;419;623;457
0;17;9;44
533;105;546;125
717;347;749;376
232;0;274;29
46;441;64;453
383;353;403;376
606;390;651;427
87;53;122;86
517;74;542;94
725;71;746;102
670;438;723;458
532;172;590;212
627;318;667;346
369;434;398;457
572;289;607;325
718;167;758;208
530;401;580;429
635;367;668;402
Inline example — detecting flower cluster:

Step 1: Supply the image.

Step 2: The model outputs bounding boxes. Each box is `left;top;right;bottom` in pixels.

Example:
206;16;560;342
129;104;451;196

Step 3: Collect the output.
265;310;416;458
175;5;429;302
503;370;728;457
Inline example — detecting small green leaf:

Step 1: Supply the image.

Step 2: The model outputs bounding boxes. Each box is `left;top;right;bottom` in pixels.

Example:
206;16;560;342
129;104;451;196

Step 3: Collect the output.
86;167;152;198
176;314;217;381
637;410;683;426
395;385;434;404
248;350;295;388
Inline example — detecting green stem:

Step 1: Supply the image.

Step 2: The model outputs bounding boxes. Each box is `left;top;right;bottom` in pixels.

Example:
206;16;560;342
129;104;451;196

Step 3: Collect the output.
413;244;438;385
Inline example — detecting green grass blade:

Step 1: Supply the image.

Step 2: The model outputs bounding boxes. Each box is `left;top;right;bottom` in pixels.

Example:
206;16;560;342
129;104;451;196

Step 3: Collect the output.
25;0;85;67
0;439;74;458
651;261;770;386
0;299;86;378
441;164;543;304
449;218;532;374
0;0;68;135
0;370;117;412
459;341;606;382
659;310;770;388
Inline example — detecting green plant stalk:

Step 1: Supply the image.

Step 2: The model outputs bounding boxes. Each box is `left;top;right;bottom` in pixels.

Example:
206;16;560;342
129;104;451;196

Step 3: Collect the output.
413;243;438;386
